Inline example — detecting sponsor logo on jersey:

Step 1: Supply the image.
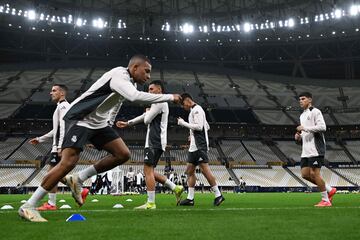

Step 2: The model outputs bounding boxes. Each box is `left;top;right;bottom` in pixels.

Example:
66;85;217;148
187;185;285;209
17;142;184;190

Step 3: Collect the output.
71;135;77;143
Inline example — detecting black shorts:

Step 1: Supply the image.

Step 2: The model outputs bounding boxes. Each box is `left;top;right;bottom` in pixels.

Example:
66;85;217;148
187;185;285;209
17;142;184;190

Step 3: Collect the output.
187;149;209;166
62;125;119;151
300;156;324;169
144;148;164;167
48;152;61;167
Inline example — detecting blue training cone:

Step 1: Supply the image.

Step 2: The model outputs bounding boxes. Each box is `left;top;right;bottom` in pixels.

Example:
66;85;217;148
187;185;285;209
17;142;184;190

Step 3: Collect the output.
66;214;86;222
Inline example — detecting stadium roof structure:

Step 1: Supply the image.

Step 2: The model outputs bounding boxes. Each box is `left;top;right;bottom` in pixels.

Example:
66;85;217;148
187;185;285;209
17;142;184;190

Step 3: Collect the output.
0;0;360;79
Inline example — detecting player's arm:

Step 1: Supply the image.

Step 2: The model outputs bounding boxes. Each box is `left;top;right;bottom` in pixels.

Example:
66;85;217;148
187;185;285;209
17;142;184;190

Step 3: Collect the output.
116;113;145;128
109;73;181;104
177;110;204;131
144;104;163;125
29;129;54;144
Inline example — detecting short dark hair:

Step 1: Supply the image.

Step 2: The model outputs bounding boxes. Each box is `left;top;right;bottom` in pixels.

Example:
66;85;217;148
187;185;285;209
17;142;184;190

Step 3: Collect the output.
180;93;193;104
298;92;312;99
149;80;165;93
53;84;68;93
128;54;151;67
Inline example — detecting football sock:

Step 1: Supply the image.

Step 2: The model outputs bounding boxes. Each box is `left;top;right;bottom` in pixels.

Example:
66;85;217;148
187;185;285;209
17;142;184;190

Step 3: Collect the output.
187;187;195;200
48;193;56;206
164;179;176;191
78;165;97;183
325;184;332;192
212;185;222;198
147;191;155;203
321;191;330;202
27;186;48;207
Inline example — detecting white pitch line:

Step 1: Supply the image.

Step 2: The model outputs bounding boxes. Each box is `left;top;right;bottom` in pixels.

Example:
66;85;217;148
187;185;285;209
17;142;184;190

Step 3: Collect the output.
1;206;360;214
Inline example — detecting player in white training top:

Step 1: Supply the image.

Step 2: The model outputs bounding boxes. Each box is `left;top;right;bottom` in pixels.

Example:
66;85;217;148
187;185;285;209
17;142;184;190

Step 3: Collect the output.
19;55;182;222
28;84;89;211
117;80;184;209
177;93;225;206
295;92;336;207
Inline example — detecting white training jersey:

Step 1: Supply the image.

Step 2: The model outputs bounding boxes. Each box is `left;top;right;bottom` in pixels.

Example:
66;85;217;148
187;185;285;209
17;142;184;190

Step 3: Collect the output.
37;100;70;152
128;102;169;151
299;107;326;158
179;104;210;152
63;67;174;129
136;173;143;185
127;171;135;182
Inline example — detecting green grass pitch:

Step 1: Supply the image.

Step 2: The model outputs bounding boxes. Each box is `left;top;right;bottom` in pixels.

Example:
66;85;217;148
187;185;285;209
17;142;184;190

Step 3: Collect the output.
0;192;359;240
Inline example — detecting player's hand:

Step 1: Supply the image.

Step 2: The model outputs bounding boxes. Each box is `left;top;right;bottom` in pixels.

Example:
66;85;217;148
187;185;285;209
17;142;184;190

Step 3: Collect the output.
86;144;95;149
294;132;301;141
57;148;62;157
116;121;129;128
29;138;39;145
177;117;185;126
296;125;304;132
172;94;182;104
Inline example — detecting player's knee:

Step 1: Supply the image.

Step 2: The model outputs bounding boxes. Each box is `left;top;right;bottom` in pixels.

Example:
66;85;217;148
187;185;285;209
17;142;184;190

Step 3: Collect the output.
301;173;310;180
113;149;131;164
309;172;317;180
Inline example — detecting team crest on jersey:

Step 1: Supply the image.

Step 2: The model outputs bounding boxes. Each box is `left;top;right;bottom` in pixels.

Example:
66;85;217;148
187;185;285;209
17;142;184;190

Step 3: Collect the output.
71;135;77;143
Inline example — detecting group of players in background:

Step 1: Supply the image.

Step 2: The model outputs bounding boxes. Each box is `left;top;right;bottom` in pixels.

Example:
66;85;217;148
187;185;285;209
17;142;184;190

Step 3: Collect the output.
19;54;335;222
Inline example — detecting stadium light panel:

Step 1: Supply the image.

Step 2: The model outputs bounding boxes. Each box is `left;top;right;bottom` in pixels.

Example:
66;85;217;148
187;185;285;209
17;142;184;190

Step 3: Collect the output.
350;5;359;16
76;18;82;26
93;18;104;29
0;6;3;13
28;10;36;20
288;18;295;27
182;23;194;34
217;25;221;32
203;25;208;33
243;22;251;32
334;9;342;19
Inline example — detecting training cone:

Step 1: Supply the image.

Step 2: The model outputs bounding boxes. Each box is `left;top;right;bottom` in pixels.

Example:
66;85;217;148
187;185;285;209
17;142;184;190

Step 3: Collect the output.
1;205;14;210
91;199;99;202
113;204;124;209
59;204;72;209
126;199;133;202
59;199;66;203
66;214;86;222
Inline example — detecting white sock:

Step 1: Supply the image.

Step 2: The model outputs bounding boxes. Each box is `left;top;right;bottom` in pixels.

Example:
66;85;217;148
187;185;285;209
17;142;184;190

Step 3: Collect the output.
187;187;195;200
147;191;155;203
211;185;222;198
27;186;48;207
325;184;332;193
78;165;97;183
164;179;176;191
321;191;330;202
48;193;56;206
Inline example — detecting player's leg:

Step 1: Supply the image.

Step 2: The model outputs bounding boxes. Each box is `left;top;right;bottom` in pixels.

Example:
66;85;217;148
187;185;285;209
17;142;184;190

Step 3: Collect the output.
199;162;225;206
179;163;196;206
135;163;156;209
300;166;313;183
66;126;130;197
311;167;331;207
37;163;57;211
19;147;81;222
154;172;184;204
